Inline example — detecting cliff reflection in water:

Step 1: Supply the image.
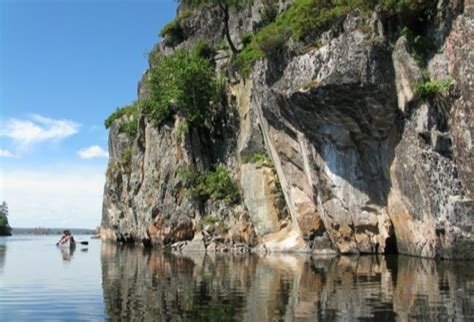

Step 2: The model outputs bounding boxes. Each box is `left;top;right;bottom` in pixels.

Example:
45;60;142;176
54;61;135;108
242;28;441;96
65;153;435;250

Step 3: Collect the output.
101;243;473;321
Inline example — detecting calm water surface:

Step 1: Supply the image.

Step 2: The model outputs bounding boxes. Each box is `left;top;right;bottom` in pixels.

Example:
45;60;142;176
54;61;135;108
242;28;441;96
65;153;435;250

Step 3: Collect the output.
1;236;473;321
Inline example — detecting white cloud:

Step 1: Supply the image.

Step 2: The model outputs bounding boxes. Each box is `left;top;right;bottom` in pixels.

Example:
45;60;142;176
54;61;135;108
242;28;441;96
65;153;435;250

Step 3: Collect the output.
77;145;109;159
0;114;80;146
0;166;105;228
0;149;14;158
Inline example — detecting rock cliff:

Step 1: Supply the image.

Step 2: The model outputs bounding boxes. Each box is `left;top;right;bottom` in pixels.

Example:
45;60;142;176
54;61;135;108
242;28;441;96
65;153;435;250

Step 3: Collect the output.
101;0;473;259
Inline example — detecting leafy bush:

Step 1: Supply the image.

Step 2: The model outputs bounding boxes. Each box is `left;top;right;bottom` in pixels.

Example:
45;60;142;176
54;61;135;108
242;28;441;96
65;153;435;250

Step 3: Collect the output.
104;102;138;139
415;78;453;99
160;20;184;46
257;25;290;56
105;104;137;129
178;165;239;202
159;10;193;46
193;40;217;61
119;117;138;138
247;152;273;167
200;165;238;201
146;47;218;128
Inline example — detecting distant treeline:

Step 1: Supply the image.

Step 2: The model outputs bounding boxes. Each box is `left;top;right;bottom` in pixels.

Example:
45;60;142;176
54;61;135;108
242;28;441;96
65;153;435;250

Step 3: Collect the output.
11;227;94;235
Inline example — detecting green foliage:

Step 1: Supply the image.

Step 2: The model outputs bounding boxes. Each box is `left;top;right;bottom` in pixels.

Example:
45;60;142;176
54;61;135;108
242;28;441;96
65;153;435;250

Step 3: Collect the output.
119;118;138;138
160;20;184;46
381;0;431;18
175;120;189;136
415;78;453;99
178;165;239;202
105;102;138;139
120;147;133;171
274;175;284;198
159;10;192;46
146;47;218;128
260;0;279;26
199;215;219;227
0;201;11;236
241;32;253;47
107;147;133;177
180;0;248;8
400;27;437;65
257;26;291;56
234;45;264;78
105;104;137;129
247;152;273;167
193;40;217;61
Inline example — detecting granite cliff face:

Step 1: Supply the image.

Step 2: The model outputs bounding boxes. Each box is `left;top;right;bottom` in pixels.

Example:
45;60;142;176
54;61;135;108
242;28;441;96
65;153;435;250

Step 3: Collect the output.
102;0;473;259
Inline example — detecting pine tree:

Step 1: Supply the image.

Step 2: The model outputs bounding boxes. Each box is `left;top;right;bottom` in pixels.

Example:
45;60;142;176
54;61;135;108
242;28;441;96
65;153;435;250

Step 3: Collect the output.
0;201;12;236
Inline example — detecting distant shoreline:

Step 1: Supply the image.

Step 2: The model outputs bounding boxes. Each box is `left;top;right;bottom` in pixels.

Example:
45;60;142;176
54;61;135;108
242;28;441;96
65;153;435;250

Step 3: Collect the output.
9;227;95;235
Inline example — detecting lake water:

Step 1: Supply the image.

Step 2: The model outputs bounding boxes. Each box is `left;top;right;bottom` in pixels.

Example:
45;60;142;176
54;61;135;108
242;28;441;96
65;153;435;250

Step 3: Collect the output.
1;236;473;321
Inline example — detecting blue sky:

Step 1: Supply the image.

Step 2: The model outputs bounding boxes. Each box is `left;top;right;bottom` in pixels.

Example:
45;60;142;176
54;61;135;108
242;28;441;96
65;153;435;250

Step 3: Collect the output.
0;0;178;228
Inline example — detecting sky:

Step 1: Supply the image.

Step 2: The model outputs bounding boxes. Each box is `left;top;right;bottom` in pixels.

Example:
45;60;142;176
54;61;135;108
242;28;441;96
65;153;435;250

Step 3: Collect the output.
0;0;178;228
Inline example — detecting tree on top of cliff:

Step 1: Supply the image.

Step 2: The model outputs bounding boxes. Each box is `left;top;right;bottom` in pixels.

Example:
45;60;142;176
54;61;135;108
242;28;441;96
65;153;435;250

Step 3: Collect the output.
0;201;12;236
179;0;251;55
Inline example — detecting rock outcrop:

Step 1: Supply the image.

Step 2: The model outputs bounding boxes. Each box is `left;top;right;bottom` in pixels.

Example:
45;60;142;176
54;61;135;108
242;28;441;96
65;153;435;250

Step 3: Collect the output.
102;0;473;259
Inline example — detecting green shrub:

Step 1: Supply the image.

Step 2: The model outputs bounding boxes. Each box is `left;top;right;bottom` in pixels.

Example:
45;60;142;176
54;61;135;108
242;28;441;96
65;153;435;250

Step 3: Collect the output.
200;165;238;201
119;118;138;138
247;152;273;167
159;10;193;46
257;25;290;56
105;102;138;139
234;45;264;78
160;20;184;46
178;164;239;202
415;78;453;99
193;40;217;61
175;120;189;136
260;0;279;26
104;104;137;129
241;32;253;47
146;47;218;128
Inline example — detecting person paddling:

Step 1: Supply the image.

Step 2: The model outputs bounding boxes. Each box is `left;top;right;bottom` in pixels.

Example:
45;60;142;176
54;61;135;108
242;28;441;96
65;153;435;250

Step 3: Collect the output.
56;229;75;246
